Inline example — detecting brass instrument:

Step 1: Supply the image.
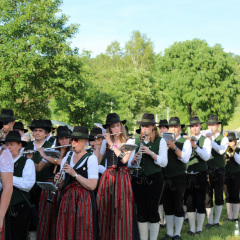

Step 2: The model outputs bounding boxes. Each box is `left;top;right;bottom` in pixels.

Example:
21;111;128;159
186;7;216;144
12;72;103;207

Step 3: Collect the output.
226;141;240;158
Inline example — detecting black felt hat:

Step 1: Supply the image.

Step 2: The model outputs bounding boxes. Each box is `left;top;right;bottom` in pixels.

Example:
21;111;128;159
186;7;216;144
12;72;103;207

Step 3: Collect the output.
188;116;204;126
0;109;15;123
136;113;157;126
89;128;102;141
1;131;27;147
102;113;126;129
168;117;185;128
56;126;71;138
158;119;169;129
28;120;51;132
13;121;28;133
70;126;89;139
205;115;222;125
44;120;56;130
226;132;239;141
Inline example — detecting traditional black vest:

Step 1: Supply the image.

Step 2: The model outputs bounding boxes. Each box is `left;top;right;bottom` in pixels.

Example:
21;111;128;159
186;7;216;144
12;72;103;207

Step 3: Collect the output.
10;156;31;206
225;149;240;174
207;134;225;169
165;136;187;178
25;140;52;182
187;135;208;173
135;136;162;176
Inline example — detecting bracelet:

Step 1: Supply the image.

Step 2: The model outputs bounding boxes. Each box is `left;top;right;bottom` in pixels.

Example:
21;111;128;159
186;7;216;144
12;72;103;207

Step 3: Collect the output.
173;147;178;151
43;154;47;159
118;152;125;159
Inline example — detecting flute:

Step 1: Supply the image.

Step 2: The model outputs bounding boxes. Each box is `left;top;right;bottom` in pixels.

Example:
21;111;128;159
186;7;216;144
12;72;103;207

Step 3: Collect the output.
94;132;122;139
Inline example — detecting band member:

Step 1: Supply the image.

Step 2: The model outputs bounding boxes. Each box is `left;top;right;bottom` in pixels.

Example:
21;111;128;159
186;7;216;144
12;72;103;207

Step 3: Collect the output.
24;120;53;239
36;125;71;240
89;127;103;158
161;117;191;240
0;109;16;140
131;113;168;240
205;115;228;228
224;132;240;221
158;119;169;228
13;122;28;138
184;116;212;236
55;126;98;240
44;120;56;145
0;146;13;239
158;119;169;135
2;131;35;240
96;113;139;240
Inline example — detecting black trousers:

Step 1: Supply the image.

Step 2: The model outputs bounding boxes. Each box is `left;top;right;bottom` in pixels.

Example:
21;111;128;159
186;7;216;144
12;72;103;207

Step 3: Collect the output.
184;171;208;213
205;168;225;208
224;171;240;204
132;172;163;223
162;174;186;217
6;201;31;240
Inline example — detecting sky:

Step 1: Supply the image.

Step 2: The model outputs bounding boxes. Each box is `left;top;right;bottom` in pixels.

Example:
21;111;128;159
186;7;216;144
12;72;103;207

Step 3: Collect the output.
60;0;240;57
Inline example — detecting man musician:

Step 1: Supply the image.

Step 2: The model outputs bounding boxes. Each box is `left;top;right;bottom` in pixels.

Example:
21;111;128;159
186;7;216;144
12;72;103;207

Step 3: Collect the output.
205;115;229;228
184;116;212;236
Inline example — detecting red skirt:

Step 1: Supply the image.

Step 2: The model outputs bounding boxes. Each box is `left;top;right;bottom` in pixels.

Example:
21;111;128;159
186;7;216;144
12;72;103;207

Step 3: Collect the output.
56;182;97;240
97;167;134;240
37;180;59;240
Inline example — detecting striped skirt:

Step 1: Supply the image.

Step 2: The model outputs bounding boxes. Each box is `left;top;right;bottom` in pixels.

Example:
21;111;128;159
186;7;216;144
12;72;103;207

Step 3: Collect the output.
56;182;98;240
37;183;59;240
97;167;137;240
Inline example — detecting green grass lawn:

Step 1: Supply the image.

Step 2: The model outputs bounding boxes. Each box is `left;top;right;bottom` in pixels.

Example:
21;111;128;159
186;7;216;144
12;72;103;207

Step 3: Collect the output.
157;204;238;239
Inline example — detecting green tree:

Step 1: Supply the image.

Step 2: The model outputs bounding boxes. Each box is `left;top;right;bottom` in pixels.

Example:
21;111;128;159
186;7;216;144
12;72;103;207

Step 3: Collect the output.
0;0;80;122
154;39;239;127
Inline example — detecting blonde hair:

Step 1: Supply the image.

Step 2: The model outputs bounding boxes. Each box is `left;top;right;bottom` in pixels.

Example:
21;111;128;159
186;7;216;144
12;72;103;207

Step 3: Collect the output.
139;125;159;143
106;122;127;148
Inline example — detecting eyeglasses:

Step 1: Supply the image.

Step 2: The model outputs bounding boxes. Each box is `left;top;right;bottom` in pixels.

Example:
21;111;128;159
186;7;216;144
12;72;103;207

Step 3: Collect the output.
70;139;80;143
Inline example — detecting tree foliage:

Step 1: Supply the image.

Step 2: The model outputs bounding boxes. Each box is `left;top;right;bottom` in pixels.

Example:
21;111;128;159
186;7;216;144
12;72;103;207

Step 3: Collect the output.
154;39;239;126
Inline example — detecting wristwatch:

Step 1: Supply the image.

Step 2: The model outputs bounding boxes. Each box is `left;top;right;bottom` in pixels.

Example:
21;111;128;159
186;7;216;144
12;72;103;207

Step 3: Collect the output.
173;147;178;151
74;173;79;178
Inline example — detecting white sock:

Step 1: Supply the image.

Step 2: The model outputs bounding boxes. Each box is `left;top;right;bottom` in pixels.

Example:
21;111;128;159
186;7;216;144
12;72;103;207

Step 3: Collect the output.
149;222;160;240
187;212;196;232
196;213;205;232
206;207;213;224
226;203;233;220
174;216;184;236
183;205;188;219
214;205;223;224
159;205;165;225
233;204;240;219
165;215;174;237
28;231;37;240
138;222;148;240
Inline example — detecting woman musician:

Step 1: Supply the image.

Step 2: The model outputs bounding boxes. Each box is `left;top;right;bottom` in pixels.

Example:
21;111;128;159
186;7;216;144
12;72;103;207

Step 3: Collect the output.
224;132;240;221
36;126;71;240
54;126;99;240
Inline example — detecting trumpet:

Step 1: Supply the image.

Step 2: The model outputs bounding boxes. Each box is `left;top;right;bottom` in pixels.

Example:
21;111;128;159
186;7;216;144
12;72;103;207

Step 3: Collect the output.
226;141;240;158
94;132;122;139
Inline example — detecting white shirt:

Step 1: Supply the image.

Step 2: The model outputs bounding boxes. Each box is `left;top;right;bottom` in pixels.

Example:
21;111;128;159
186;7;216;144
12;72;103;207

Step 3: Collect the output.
176;135;192;163
234;151;240;165
211;132;229;155
61;151;98;180
13;155;36;192
0;148;14;173
127;137;168;168
194;134;212;161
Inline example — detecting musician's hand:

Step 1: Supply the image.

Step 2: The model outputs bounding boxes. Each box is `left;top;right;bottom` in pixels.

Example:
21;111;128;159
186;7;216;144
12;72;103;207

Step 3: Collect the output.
104;133;113;147
206;134;212;141
62;164;76;177
54;172;61;182
191;139;197;149
167;140;175;150
140;146;152;155
37;147;45;158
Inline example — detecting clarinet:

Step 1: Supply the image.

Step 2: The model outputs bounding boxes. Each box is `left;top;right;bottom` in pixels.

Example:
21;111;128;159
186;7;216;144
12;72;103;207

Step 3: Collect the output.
47;150;74;203
134;132;146;177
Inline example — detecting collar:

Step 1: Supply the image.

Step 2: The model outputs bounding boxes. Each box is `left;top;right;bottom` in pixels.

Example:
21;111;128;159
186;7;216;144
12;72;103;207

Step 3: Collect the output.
212;132;220;140
176;135;181;141
13;154;21;163
33;139;46;150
